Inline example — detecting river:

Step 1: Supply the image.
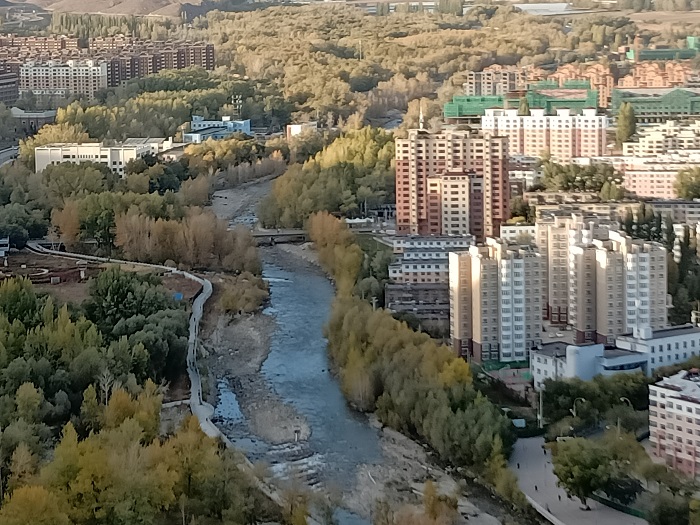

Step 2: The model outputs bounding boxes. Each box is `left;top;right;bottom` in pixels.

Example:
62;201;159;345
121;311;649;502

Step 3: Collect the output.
214;252;383;524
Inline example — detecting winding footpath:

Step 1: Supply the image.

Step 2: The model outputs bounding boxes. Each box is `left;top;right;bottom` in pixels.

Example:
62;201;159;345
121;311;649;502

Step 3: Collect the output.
25;242;316;521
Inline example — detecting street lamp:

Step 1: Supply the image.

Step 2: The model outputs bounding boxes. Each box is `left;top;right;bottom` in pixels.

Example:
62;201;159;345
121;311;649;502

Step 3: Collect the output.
620;396;633;408
570;397;586;419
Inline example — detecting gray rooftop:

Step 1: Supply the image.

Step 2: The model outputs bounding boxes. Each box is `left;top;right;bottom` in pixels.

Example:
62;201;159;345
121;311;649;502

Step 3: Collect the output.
620;324;700;340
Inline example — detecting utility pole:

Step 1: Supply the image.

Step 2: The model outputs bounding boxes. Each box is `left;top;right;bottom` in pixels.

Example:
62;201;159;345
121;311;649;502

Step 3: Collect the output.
359;39;362;61
538;390;543;429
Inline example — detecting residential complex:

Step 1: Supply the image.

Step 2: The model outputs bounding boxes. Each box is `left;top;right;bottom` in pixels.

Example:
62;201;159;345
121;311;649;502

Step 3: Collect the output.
394;128;509;240
574;152;700;199
449;238;543;362
463;65;527;96
0;63;17;104
547;63;615;108
623;120;700;155
0;33;215;98
35;138;178;175
649;368;700;476
481;108;607;162
444;82;599;122
19;59;108;98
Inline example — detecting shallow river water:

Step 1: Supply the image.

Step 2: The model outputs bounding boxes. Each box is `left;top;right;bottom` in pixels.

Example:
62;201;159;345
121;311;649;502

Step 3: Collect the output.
215;256;383;524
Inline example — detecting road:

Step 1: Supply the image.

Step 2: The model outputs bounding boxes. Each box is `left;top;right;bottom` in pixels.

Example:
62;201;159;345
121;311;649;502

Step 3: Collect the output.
0;146;18;166
509;437;648;525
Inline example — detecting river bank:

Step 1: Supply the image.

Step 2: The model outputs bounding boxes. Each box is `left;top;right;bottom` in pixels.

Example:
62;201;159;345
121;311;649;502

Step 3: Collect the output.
199;245;530;524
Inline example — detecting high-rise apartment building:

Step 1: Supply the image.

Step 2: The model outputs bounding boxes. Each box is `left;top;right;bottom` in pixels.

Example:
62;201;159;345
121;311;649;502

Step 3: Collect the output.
449;238;542;362
481;108;607;161
463;65;527;96
568;230;668;344
535;212;618;324
19;59;108;98
395;128;509;240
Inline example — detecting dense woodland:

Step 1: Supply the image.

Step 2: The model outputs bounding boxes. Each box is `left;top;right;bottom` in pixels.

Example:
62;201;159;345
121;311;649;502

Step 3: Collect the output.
0;271;261;523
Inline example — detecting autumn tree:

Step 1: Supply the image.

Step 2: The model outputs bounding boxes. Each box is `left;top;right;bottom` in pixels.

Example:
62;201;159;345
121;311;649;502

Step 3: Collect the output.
19;123;90;170
616;102;637;145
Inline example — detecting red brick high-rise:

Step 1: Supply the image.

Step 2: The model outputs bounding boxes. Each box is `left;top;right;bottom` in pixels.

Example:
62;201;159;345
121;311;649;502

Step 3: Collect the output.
394;128;510;241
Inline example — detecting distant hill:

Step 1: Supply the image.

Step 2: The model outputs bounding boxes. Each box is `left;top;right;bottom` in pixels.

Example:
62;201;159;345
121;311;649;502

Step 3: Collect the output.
6;0;200;17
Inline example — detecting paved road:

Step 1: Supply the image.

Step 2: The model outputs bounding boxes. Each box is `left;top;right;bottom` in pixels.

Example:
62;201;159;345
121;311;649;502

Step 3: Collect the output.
509;437;648;525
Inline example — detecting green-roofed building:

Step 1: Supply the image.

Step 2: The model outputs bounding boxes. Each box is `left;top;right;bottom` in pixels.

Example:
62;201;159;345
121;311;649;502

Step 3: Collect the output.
626;36;699;61
444;82;598;122
611;87;700;123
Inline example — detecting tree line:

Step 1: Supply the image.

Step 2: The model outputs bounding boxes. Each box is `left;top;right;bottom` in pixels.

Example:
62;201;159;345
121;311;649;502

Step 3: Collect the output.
308;212;527;510
259;127;394;228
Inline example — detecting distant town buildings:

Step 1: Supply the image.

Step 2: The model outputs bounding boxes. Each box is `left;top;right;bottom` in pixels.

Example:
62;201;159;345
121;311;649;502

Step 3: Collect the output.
0;63;17;104
481;108;607;162
612;87;700;123
0;33;215;98
394;128;509;240
449;238;543;362
547;63;615;108
35;138;178;175
444;82;599;122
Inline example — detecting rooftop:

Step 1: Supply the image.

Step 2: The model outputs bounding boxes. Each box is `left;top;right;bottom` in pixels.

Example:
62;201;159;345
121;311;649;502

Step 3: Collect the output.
122;137;166;145
619;324;700;340
654;369;700;402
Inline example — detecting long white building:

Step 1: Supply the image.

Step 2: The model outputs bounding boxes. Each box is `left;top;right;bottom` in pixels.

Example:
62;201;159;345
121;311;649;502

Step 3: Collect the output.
481;108;607;162
35;139;176;175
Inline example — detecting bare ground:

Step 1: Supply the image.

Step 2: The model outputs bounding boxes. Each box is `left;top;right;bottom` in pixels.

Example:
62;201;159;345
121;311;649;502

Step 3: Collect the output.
200;291;310;445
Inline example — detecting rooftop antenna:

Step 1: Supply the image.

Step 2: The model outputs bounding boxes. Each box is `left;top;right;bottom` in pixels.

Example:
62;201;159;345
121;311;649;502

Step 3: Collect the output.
419;101;425;130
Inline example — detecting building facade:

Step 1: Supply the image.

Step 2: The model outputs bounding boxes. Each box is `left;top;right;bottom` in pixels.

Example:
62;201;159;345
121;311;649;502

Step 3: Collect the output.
463;65;527;96
649;369;700;477
395;128;509;239
19;59;108;98
481;108;607;162
449;238;543;362
35;139;175;175
612;87;700;123
183;115;252;143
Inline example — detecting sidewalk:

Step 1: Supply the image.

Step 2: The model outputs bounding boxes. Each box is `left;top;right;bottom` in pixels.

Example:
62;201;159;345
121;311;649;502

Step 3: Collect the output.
509;437;647;525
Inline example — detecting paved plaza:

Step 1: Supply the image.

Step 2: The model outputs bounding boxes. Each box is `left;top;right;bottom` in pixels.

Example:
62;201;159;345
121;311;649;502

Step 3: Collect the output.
509;437;648;525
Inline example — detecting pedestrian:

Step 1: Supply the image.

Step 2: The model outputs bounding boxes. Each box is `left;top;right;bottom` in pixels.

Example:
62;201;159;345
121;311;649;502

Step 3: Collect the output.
546;504;550;513
535;485;538;491
558;494;561;501
517;463;520;469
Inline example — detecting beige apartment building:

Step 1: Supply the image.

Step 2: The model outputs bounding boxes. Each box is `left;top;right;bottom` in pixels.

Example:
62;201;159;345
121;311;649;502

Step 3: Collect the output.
535;212;618;324
463;65;527;96
481;108;607;162
547;63;615;108
449;238;542;362
395;128;509;240
623;120;700;156
569;231;668;344
19;59;107;98
650;369;700;477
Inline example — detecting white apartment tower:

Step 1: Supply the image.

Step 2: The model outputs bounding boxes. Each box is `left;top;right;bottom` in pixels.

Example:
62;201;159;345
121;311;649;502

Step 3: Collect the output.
481;108;607;162
449;238;542;362
19;59;108;98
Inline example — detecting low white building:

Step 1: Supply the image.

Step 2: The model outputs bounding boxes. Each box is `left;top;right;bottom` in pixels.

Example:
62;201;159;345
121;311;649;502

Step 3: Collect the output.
183;115;251;143
531;341;648;390
34;138;175;175
616;324;700;376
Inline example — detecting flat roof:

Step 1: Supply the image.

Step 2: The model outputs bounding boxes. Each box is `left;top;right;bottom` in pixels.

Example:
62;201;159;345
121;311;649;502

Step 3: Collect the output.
620;324;700;340
122;137;166;145
603;348;642;358
534;341;569;357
